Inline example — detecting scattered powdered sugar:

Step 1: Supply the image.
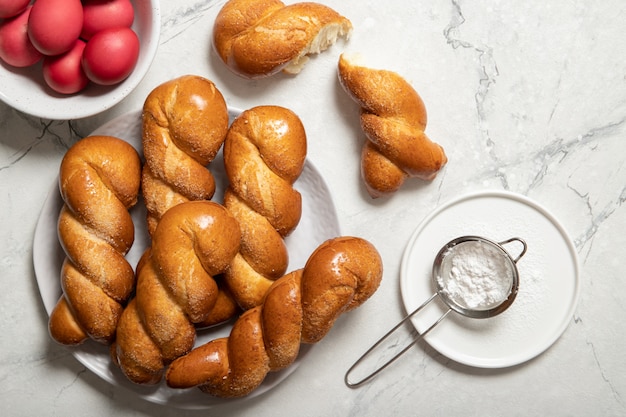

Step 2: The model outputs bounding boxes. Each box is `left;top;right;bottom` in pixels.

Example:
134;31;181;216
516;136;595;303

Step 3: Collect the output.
436;241;514;310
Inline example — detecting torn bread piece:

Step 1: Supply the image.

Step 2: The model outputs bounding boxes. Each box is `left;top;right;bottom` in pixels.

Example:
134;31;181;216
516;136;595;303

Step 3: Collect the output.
213;0;352;78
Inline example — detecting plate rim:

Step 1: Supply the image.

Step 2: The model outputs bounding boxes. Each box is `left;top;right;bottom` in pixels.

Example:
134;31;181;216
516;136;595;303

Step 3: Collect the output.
399;189;581;368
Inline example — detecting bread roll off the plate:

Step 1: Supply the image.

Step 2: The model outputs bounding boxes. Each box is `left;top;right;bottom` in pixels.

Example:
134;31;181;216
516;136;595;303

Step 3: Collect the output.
49;135;141;346
213;0;352;78
337;54;447;198
166;236;383;398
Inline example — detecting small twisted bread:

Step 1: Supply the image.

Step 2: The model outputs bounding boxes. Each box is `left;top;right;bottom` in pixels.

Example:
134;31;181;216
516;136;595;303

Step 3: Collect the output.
222;105;307;310
213;0;352;78
48;135;141;346
112;201;241;385
141;75;229;236
337;54;448;198
166;236;383;398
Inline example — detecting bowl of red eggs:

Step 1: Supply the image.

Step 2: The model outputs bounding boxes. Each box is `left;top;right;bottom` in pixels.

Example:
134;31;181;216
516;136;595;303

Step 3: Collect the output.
0;0;160;119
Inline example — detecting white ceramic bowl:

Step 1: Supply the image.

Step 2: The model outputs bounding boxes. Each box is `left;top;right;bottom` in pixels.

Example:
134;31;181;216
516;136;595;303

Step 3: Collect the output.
0;0;160;120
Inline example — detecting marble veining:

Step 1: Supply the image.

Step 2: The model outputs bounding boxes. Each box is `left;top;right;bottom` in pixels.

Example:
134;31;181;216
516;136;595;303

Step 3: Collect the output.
160;0;225;45
1;0;625;416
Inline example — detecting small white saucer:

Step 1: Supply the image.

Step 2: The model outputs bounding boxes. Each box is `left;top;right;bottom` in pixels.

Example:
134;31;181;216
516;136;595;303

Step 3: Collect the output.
400;190;580;368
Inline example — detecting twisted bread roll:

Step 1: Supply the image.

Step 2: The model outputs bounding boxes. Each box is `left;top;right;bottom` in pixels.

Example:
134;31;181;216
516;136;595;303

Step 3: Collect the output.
112;201;241;384
166;236;383;398
337;54;448;198
213;0;352;78
48;135;141;346
222;105;307;310
142;75;229;236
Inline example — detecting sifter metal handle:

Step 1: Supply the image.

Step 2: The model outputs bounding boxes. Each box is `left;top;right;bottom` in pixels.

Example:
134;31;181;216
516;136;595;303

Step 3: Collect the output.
498;237;527;263
344;293;451;388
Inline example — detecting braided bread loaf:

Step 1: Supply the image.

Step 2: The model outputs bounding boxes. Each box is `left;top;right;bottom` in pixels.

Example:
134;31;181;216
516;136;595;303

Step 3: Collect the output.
222;105;307;310
213;0;352;78
48;135;141;346
112;201;241;385
141;75;229;236
166;236;382;398
337;54;448;198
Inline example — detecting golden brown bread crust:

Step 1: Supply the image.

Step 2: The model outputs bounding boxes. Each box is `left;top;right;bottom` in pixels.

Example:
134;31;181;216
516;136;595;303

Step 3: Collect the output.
337;54;448;198
166;236;383;398
141;75;229;236
49;135;141;346
213;0;352;78
222;105;307;310
112;201;241;385
194;280;241;329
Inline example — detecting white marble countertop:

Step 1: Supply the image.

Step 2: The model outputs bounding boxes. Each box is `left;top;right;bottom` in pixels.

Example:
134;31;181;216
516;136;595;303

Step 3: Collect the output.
1;0;625;415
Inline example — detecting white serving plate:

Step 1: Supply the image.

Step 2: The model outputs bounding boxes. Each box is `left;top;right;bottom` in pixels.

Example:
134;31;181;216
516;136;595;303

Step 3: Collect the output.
32;108;341;408
400;190;580;368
